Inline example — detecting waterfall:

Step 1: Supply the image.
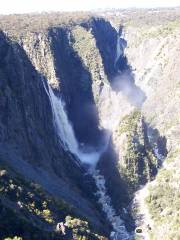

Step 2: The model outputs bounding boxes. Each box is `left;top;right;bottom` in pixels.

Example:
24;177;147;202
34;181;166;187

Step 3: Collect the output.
41;77;131;239
114;34;127;68
115;36;122;65
48;86;79;153
42;77;101;165
42;77;78;153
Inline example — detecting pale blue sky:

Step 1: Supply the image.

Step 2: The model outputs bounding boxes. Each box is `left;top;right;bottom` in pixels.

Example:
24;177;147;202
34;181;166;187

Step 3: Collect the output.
0;0;180;14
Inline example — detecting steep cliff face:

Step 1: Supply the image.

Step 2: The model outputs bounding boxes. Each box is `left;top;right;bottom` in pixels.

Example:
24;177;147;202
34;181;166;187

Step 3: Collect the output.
0;10;180;240
0;28;110;239
0;15;129;239
113;110;158;193
104;9;180;239
124;19;180;240
19;18;117;147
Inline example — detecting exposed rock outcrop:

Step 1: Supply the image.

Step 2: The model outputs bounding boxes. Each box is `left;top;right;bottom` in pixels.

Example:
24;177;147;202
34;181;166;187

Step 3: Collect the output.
0;9;180;240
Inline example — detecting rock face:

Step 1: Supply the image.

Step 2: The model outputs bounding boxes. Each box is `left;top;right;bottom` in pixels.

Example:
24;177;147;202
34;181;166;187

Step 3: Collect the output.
0;9;180;240
19;18;117;147
103;9;180;239
113;110;158;193
0;15;124;239
0;27;110;238
123;17;180;240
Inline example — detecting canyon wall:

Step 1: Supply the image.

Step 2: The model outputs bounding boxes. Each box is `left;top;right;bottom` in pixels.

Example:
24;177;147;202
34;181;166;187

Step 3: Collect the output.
0;9;180;240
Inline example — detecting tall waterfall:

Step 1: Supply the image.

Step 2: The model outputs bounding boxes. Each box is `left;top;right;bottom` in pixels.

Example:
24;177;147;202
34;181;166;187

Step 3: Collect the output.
115;36;123;65
49;86;79;153
115;34;127;68
42;78;101;165
42;77;131;239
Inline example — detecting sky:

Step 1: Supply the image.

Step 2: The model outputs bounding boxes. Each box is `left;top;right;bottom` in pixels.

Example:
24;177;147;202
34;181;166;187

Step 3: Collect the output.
0;0;180;14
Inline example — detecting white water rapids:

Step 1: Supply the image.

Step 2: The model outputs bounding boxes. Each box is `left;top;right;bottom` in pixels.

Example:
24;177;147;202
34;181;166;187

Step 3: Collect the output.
41;77;131;239
92;170;131;240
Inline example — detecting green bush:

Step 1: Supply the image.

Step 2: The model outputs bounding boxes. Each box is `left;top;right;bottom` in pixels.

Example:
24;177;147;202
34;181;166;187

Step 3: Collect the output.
0;163;106;240
117;110;158;193
145;150;180;239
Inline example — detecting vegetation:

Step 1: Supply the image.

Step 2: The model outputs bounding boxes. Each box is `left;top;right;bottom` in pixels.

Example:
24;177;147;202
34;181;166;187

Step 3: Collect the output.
4;237;22;240
0;162;106;240
103;8;180;29
118;110;141;135
145;148;180;240
64;216;107;240
116;110;158;193
0;12;96;37
1;9;180;240
71;25;107;93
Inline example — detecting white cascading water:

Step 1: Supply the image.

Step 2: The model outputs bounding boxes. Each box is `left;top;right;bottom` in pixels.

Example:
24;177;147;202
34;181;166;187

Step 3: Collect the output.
115;37;122;65
92;170;131;240
42;78;101;166
115;33;127;68
40;32;132;239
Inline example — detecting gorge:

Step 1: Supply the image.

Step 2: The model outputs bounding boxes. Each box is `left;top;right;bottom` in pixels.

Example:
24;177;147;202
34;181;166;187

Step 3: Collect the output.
0;8;180;240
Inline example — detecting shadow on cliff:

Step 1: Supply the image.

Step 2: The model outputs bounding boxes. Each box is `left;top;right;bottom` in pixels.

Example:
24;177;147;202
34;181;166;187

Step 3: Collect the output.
81;20;168;229
48;26;134;231
96;119;168;231
0;31;54;169
82;18;117;80
0;30;83;188
0;31;110;233
97;137;136;231
90;21;146;108
48;27;106;148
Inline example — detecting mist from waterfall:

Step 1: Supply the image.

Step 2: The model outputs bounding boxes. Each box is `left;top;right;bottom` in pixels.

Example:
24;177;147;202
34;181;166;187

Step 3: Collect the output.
112;71;146;108
98;34;145;134
42;79;102;166
114;32;146;108
41;77;131;239
39;30;138;239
